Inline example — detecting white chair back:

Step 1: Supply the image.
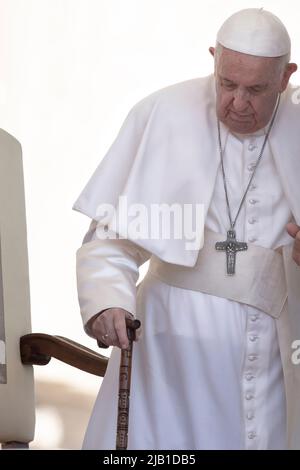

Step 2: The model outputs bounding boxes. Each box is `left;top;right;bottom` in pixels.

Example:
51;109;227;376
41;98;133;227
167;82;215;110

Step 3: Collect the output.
0;129;34;445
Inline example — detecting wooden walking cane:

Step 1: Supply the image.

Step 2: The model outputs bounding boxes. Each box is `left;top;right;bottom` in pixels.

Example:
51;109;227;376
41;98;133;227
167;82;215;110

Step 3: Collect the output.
97;317;140;450
116;317;140;450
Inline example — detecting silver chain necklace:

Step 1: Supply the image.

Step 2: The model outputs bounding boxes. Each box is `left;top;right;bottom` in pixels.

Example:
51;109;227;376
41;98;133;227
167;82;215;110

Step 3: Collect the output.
215;95;281;275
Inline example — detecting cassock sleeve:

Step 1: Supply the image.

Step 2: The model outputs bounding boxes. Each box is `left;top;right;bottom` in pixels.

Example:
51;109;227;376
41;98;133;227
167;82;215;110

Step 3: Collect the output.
76;220;150;335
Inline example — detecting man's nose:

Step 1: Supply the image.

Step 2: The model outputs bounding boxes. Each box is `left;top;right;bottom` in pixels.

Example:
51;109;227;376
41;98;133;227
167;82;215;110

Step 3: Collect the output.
232;89;250;112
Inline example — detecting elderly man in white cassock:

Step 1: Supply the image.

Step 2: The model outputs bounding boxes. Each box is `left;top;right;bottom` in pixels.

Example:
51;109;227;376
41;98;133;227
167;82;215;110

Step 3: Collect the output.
74;8;300;449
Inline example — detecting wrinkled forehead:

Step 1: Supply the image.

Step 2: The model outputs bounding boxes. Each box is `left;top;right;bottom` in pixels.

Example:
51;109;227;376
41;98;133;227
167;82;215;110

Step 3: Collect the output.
216;47;283;82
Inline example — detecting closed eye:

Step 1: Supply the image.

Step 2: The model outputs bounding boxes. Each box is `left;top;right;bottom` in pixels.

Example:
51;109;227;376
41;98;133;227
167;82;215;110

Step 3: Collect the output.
248;85;268;94
221;79;237;90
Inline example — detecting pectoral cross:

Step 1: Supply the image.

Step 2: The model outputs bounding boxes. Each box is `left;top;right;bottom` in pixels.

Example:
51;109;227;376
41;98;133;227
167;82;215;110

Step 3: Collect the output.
215;230;248;275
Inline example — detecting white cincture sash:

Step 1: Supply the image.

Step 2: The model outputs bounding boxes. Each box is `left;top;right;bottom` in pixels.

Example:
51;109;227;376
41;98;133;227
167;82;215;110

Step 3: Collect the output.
149;229;287;318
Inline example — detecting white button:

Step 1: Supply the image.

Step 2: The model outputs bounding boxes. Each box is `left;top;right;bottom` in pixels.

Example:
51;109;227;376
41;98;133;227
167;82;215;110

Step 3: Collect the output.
245;393;254;400
248;431;257;439
250;315;259;322
248;236;257;243
248;355;258;362
248;217;257;224
247;163;256;171
247;411;255;420
245;373;255;381
250;184;257;191
248;144;257;151
249;199;259;205
249;335;259;342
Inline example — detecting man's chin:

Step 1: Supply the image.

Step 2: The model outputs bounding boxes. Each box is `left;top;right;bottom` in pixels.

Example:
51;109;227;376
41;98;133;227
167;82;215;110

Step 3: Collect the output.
224;118;257;135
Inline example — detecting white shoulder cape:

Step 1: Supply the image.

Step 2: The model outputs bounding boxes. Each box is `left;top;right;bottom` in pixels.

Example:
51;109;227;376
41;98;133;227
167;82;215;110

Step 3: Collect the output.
73;75;300;267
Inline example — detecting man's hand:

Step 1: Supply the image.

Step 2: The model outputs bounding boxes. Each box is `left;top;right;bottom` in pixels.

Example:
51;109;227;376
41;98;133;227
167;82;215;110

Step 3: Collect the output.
90;308;135;349
287;223;300;266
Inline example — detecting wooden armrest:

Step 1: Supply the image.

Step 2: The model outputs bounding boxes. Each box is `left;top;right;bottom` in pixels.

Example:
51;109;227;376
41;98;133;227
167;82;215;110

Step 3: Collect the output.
20;333;108;377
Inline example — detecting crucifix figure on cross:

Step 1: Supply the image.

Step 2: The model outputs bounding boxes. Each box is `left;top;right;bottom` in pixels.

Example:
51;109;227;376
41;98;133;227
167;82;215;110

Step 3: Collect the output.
215;230;248;275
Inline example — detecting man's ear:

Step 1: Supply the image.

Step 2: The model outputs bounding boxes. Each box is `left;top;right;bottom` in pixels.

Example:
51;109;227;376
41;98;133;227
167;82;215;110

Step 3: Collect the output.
209;47;215;57
280;63;298;92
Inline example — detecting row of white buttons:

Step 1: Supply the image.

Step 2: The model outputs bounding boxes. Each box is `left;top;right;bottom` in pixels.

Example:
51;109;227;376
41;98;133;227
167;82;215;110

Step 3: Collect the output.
245;140;265;446
246;139;259;413
247;133;260;244
244;308;261;446
247;158;259;240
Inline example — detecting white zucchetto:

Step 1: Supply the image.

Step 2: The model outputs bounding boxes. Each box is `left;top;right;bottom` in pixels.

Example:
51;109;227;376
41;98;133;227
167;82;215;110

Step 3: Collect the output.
217;8;291;58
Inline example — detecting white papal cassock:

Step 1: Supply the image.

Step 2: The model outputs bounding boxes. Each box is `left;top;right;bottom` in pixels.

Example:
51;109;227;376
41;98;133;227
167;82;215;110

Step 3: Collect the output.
77;123;293;450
